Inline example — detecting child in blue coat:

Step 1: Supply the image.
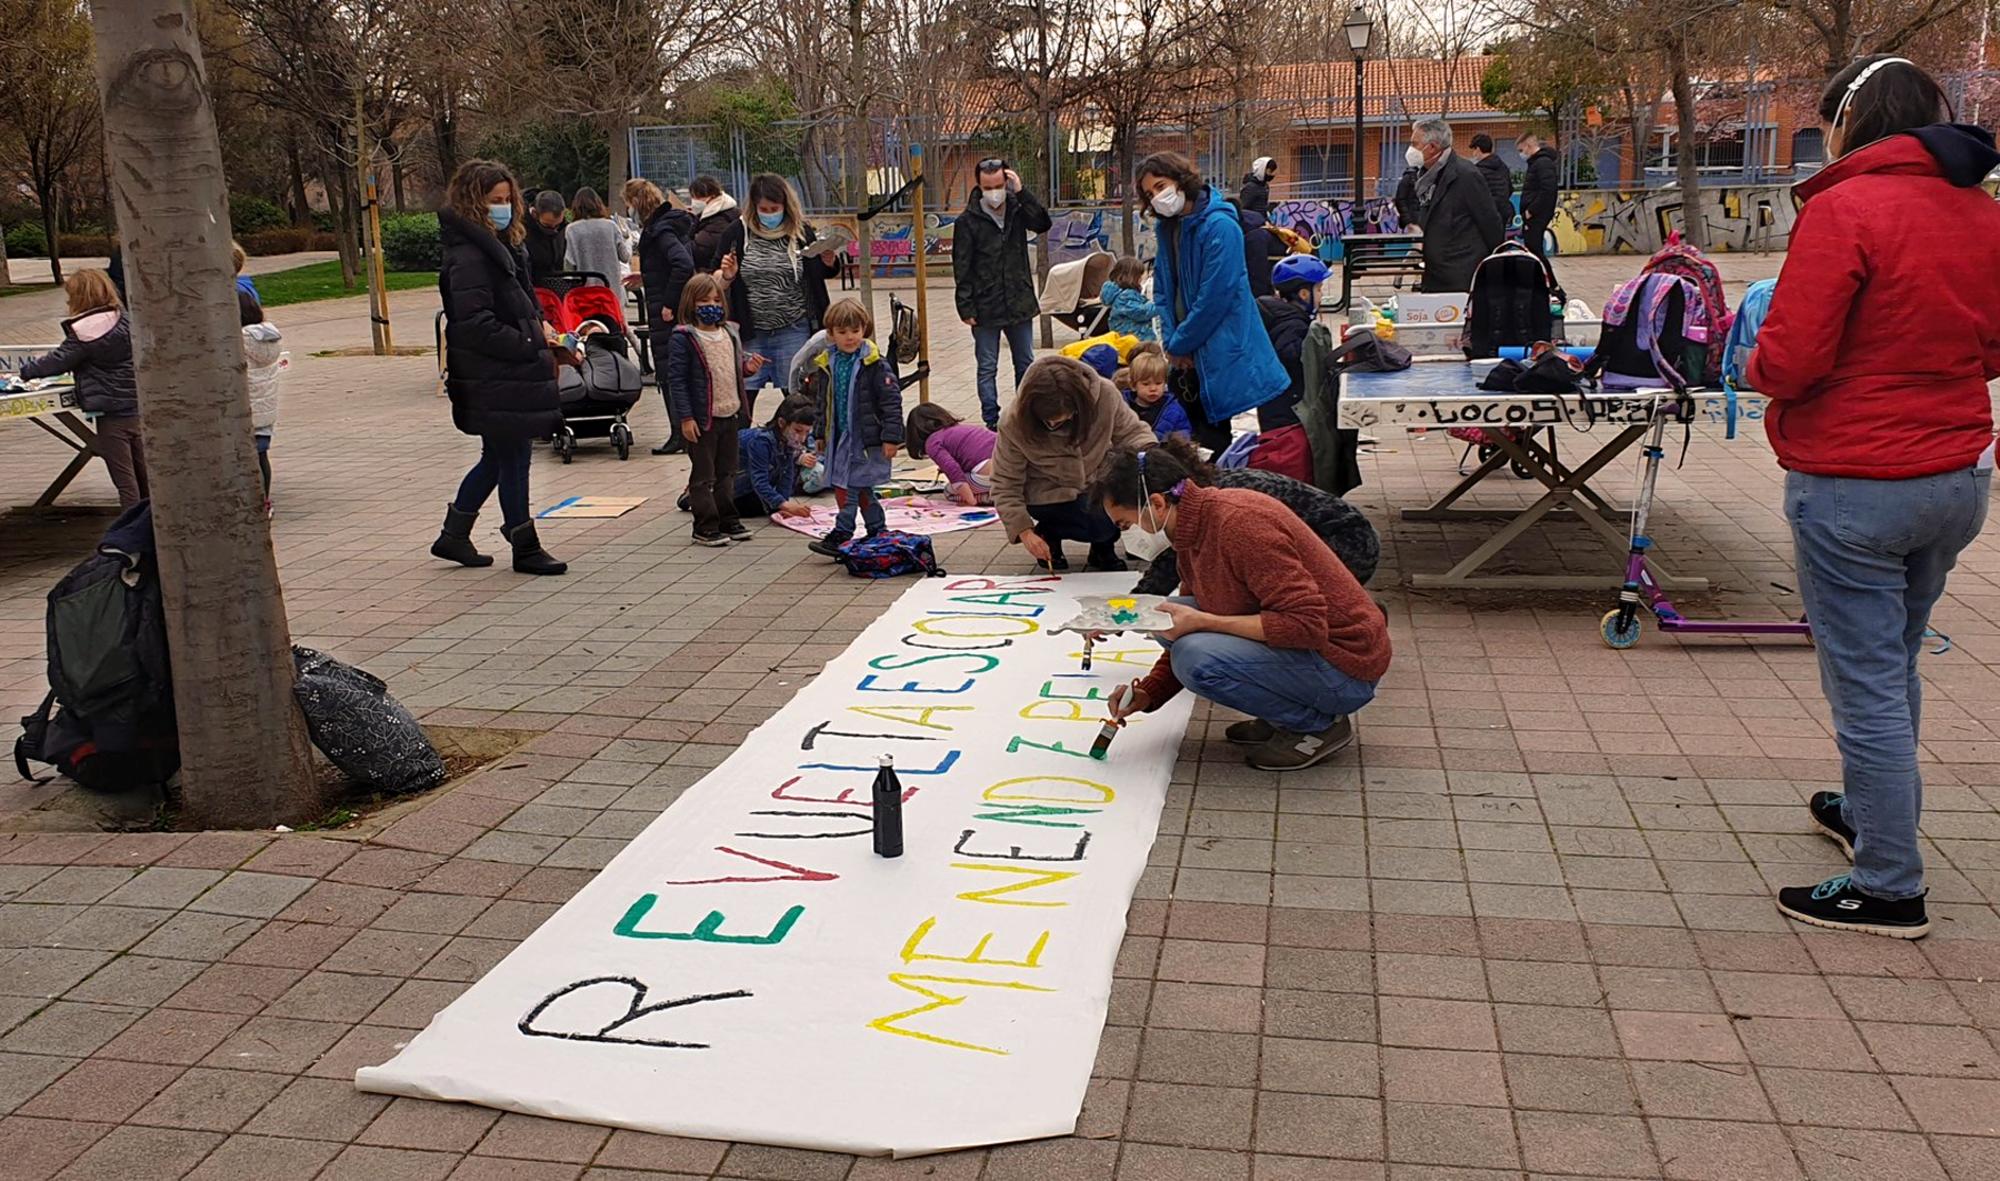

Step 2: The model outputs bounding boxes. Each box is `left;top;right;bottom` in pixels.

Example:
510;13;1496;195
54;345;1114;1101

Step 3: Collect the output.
801;298;903;557
734;395;818;520
1117;344;1192;440
1099;255;1156;341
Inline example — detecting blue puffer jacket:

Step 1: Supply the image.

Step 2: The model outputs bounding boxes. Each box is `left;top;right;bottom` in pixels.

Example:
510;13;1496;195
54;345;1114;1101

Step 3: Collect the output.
1152;184;1290;421
734;424;800;513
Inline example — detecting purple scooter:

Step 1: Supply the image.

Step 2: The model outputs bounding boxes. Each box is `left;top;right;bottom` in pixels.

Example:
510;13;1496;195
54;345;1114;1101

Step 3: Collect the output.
1599;390;1813;649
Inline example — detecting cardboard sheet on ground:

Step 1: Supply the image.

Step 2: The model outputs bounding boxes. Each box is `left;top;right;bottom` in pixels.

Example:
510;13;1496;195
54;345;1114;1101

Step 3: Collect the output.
355;574;1193;1157
773;495;998;538
538;496;647;519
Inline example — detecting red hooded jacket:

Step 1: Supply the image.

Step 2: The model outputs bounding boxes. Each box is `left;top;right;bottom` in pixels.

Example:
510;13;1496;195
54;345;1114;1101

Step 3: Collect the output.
1748;125;2000;479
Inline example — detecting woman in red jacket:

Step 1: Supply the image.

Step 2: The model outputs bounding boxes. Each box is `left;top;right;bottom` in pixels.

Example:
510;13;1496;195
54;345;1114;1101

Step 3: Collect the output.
1098;438;1391;772
1748;57;2000;939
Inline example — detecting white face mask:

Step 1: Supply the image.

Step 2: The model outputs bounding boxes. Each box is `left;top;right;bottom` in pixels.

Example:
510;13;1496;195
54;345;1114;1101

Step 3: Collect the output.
1405;145;1427;168
1150;187;1187;218
1123;495;1172;562
981;187;1007;210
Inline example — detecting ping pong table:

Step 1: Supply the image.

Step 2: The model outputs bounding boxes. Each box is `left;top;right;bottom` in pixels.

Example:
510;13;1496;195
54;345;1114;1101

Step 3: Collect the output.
1339;360;1770;591
0;344;98;509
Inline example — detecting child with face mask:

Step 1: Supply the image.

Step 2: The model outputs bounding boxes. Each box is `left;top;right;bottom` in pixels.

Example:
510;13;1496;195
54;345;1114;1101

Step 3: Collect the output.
666;273;754;547
734;393;819;520
802;298;905;556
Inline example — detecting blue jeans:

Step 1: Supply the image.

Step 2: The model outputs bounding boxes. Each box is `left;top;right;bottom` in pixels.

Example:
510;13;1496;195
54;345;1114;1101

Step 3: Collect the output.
1787;465;1990;900
1155;597;1378;733
454;436;533;532
832;486;885;537
972;319;1036;427
743;318;815;420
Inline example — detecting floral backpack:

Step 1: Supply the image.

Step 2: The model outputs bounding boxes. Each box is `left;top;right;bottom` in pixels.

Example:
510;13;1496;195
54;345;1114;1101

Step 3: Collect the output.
1637;234;1732;384
836;530;946;579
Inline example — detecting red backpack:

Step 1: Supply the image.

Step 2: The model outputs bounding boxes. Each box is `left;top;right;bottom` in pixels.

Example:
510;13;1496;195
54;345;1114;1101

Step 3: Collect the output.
1640;235;1731;384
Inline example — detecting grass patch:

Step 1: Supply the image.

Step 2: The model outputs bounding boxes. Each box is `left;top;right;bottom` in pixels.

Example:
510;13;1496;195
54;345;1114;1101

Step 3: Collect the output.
0;282;59;299
256;260;435;308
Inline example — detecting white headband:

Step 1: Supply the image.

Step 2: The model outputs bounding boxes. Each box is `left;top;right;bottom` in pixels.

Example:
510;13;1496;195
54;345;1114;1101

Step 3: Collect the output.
1832;57;1915;129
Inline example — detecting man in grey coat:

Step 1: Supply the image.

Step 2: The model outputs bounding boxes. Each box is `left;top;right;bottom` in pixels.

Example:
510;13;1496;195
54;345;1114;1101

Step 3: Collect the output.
1408;118;1502;293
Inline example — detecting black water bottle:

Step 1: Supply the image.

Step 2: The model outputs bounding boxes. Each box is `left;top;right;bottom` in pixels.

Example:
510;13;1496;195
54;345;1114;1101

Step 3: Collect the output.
872;754;904;858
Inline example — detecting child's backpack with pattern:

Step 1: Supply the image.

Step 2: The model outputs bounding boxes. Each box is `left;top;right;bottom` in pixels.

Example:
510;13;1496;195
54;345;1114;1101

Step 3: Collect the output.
837;530;946;579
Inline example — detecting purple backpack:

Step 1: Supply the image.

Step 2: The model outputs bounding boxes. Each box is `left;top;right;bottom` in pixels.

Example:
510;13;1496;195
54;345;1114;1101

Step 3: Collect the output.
836;530;945;579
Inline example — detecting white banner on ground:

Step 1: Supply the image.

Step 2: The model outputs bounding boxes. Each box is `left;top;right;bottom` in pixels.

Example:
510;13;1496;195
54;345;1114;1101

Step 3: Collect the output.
357;573;1192;1158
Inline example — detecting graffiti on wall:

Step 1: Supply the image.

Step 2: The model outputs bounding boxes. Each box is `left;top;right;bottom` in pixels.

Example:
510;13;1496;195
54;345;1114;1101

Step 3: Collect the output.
1548;187;1800;255
1265;198;1406;260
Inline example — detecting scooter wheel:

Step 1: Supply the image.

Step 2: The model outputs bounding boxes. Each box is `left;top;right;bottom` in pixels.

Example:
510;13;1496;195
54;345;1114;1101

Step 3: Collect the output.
1600;608;1642;650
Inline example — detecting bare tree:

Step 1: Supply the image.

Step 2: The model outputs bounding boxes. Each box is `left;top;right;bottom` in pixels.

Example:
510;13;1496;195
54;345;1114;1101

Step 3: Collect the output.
87;0;319;829
1084;0;1212;251
487;0;741;213
1766;0;1988;77
0;0;102;282
1389;0;1496;118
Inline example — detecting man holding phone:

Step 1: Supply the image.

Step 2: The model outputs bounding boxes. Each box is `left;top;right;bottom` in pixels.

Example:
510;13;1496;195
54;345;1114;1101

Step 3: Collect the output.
952;158;1052;429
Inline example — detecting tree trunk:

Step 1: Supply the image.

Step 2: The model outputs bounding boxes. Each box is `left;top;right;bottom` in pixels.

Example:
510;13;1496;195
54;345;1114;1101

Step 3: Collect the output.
39;182;63;283
0;228;12;288
1036;103;1054;348
391;152;407;212
433;97;459;179
319;157;359;287
86;0;318;830
1666;38;1708;250
285;134;311;227
607;112;631;214
1118;130;1135;256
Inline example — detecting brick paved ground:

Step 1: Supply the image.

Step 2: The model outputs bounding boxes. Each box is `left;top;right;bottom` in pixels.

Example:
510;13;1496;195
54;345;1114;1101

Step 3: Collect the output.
6;253;2000;1180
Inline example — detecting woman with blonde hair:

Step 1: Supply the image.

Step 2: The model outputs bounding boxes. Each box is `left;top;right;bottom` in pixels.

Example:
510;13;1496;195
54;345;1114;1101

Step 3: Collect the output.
711;173;842;419
430;158;567;575
20;269;145;507
624;178;697;454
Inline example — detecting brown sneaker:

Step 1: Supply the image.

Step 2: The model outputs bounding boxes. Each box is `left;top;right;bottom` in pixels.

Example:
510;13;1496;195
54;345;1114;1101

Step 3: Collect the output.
1247;717;1355;771
1225;719;1275;746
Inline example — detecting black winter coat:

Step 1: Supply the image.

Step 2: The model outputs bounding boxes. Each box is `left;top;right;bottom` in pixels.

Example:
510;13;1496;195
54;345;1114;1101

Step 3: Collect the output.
952;187;1052;325
523;216;568;284
1241;209;1279;298
637;206;697;328
712;220;838;332
1239;174;1271;214
1256;294;1310;404
1394;168;1420;228
690;204;736;271
22;307;137;417
1416;155;1504;294
437;207;561;440
1521;147;1560;226
799;340;904;450
1475;154;1515;226
664;324;747;430
1133;467;1379;594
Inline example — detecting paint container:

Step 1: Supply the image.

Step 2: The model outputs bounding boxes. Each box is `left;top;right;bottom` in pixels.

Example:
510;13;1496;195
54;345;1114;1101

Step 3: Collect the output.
872;754;904;858
1089;718;1124;761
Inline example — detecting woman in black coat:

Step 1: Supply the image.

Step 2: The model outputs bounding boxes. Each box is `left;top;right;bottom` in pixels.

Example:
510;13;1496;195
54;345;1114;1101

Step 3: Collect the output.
431;159;567;575
624;179;698;455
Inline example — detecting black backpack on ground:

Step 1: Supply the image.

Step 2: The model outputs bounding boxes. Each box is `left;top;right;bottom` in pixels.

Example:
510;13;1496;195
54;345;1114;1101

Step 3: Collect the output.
1462;242;1560;359
15;502;179;792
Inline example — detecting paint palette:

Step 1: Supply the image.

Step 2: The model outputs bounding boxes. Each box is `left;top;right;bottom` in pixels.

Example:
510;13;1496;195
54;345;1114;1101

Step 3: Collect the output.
1049;593;1173;635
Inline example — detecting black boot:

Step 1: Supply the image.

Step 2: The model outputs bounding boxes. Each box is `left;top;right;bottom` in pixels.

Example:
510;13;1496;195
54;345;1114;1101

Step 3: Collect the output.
505;521;568;576
431;504;494;568
653;437;684;456
1085;542;1127;572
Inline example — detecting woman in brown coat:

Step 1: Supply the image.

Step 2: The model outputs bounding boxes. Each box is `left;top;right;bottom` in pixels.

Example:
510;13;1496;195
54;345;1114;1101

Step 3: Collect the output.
990;355;1156;571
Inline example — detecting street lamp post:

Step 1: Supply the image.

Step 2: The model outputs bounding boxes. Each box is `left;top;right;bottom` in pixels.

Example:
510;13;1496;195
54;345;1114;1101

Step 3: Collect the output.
1343;6;1375;212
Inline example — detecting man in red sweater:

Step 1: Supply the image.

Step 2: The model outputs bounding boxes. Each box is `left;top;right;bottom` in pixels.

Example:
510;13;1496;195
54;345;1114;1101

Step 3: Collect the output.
1099;442;1391;771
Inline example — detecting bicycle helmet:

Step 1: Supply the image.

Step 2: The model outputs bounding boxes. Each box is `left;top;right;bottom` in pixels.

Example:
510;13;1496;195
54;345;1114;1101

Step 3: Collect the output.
1272;254;1332;289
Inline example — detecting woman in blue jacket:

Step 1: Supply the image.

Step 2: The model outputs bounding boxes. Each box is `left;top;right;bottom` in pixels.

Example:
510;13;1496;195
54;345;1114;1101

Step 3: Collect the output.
1136;151;1290;430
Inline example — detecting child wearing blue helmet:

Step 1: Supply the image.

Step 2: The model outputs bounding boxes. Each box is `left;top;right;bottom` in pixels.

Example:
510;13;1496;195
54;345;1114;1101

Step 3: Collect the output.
1253;254;1332;428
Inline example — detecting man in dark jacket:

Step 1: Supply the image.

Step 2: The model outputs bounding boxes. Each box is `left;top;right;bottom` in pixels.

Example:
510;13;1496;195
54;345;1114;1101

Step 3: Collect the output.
1516;133;1561;263
1239;156;1276;214
523;191;568;284
1469;134;1515;229
952;159;1052;428
1409;119;1503;293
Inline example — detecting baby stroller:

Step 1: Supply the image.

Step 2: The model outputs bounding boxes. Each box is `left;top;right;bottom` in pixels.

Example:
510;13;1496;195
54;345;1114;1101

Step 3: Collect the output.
539;272;643;462
1038;251;1113;339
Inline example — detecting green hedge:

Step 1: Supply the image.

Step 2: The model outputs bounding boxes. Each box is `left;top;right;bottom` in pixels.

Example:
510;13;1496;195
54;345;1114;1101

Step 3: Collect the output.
229;194;288;235
5;222;46;257
241;228;340;255
380;212;442;272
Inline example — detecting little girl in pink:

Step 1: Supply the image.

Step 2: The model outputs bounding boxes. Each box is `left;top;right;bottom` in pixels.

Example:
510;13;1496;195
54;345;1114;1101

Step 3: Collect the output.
904;404;997;506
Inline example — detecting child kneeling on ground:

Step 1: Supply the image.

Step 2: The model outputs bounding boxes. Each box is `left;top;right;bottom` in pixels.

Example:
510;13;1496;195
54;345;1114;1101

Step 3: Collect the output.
802;298;903;558
735;394;819;520
904;403;996;506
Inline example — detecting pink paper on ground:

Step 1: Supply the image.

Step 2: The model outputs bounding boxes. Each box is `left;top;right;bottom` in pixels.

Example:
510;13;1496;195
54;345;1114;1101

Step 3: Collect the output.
771;496;1000;538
